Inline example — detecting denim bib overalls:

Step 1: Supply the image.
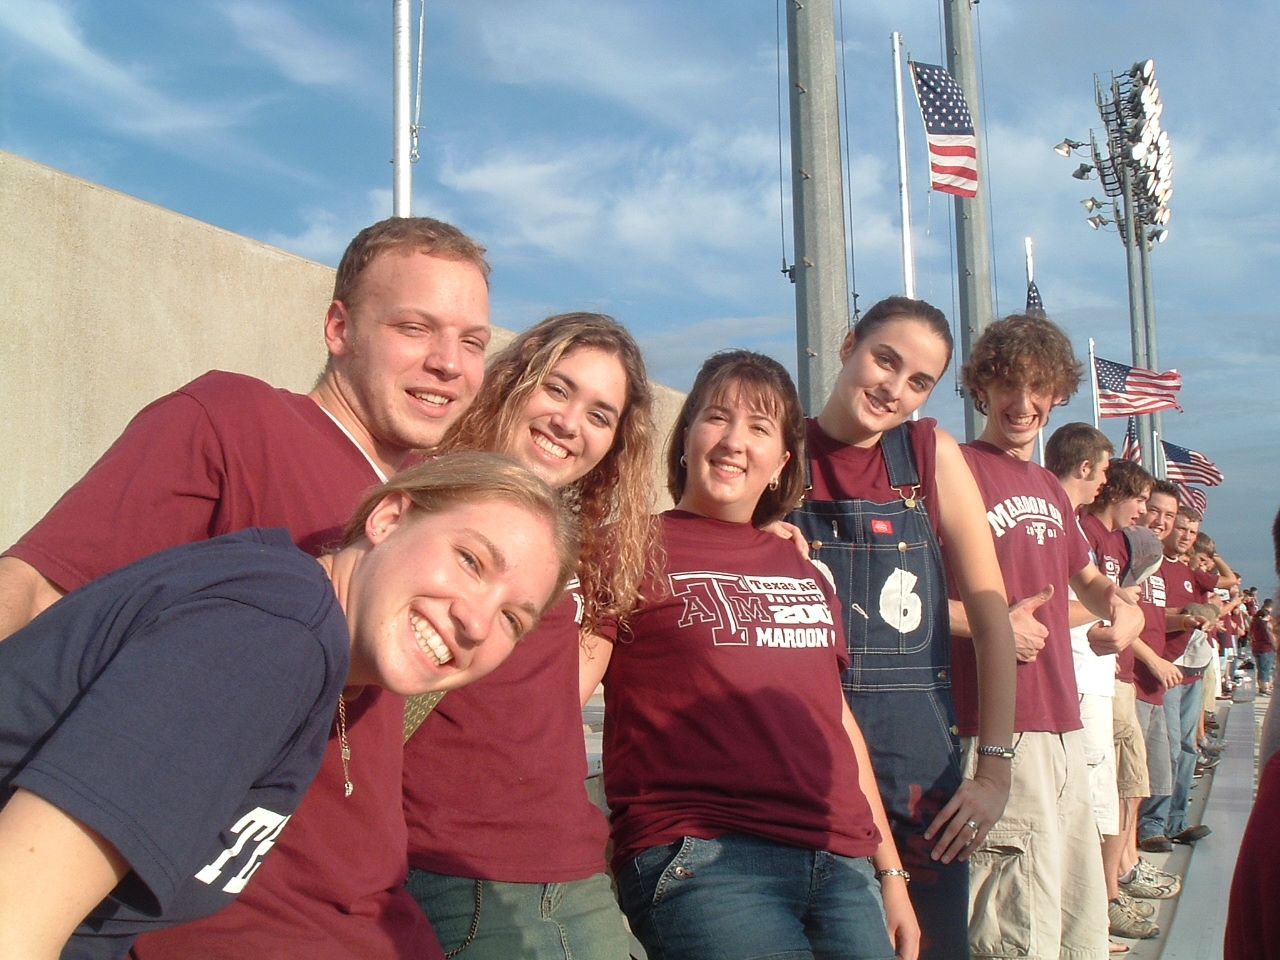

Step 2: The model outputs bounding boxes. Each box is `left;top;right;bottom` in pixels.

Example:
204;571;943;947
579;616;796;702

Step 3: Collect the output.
788;423;967;959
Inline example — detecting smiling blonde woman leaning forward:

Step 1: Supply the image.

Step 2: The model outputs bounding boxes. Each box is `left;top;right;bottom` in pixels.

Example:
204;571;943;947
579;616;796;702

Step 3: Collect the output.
0;453;576;960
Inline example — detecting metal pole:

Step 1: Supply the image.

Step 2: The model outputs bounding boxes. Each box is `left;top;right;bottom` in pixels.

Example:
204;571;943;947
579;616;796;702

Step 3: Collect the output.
1138;230;1164;450
942;0;994;441
1088;337;1101;428
1118;164;1152;467
892;32;915;298
392;0;412;217
786;0;851;415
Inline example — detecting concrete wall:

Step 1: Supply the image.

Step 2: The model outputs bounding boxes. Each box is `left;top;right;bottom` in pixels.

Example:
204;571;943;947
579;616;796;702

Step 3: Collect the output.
0;150;680;550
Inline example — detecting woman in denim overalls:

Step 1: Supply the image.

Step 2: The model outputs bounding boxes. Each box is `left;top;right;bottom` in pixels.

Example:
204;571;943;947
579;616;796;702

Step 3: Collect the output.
787;298;1018;960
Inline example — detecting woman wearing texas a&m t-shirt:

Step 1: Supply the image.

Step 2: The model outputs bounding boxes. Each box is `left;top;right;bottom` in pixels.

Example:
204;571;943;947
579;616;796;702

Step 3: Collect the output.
582;351;918;960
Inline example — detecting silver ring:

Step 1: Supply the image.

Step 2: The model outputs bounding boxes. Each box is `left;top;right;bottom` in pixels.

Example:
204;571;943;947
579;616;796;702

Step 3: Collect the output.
965;819;978;831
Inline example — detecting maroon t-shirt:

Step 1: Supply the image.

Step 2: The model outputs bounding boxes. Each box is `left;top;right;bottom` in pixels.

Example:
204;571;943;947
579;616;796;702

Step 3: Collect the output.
1160;559;1218;684
949;442;1089;735
1080;512;1136;683
603;511;879;872
1252;612;1275;655
1225;752;1280;959
404;584;610;883
1133;568;1169;705
5;371;442;960
804;417;942;534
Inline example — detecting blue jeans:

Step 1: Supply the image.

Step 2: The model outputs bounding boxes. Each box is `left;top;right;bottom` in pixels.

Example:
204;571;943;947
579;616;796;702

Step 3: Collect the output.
1139;679;1202;839
616;835;894;960
1259;650;1276;685
405;869;630;960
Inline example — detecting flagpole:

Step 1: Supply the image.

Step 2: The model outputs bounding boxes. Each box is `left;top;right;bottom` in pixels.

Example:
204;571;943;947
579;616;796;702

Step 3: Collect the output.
392;0;412;216
1088;338;1101;428
1154;429;1165;481
893;33;915;299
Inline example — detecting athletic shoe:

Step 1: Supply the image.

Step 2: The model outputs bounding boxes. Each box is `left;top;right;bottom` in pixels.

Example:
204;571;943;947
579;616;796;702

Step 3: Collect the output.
1198;752;1222;769
1116;891;1156;918
1199;736;1228;754
1138;835;1173;853
1109;898;1160;939
1205;713;1220;730
1172;824;1212;844
1120;858;1181;899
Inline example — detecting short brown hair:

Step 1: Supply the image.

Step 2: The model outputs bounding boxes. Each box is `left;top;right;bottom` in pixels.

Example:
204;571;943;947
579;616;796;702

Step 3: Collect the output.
962;314;1083;414
341;452;580;609
667;350;806;528
333;217;491;306
1045;422;1113;479
1088;457;1153;513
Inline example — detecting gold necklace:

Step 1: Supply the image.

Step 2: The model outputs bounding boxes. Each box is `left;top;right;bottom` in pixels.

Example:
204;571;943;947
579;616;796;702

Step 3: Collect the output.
336;695;353;797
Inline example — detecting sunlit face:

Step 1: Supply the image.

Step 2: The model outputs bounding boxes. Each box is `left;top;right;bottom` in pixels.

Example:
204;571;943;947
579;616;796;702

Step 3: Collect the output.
505;347;628;490
1164;513;1199;558
676;385;790;524
342;495;559;695
1112;492;1149;529
822;318;950;446
325;251;490;462
976;381;1062;460
1142;491;1178;539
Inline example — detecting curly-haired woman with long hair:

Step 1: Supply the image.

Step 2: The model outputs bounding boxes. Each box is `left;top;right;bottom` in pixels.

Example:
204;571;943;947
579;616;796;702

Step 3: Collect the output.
402;312;656;959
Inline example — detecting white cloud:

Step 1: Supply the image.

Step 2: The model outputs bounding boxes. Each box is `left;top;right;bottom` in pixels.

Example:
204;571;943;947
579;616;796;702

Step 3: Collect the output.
0;0;235;136
221;1;362;87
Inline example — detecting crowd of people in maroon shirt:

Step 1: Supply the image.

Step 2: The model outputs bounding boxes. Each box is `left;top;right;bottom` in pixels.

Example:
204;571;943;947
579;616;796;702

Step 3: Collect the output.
1;213;1276;960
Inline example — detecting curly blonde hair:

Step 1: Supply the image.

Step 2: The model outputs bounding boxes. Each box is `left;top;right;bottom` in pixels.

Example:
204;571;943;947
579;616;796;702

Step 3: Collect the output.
435;313;657;635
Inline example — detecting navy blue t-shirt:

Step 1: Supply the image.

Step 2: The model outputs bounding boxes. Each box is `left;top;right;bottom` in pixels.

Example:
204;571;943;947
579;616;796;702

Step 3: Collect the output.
0;527;350;959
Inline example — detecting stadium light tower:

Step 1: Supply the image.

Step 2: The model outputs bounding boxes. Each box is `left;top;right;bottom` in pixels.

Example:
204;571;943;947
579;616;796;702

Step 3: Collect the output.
1057;59;1173;471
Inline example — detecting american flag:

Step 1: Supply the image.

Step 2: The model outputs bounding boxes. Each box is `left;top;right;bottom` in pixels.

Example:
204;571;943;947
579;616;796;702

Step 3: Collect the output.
1161;439;1225;487
1122;417;1141;462
909;61;979;198
1095;356;1183;417
1026;281;1045;318
1176;482;1208;518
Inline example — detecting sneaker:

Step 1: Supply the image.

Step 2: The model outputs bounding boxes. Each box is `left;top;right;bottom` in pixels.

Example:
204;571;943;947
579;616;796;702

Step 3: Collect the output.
1121;858;1181;898
1109;898;1160;939
1115;891;1156;918
1197;753;1222;770
1205;713;1220;730
1136;857;1181;887
1172;824;1212;844
1138;835;1173;853
1199;736;1227;754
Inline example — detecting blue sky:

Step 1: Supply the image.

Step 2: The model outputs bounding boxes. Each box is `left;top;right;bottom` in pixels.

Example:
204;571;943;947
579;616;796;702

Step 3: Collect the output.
2;0;1278;584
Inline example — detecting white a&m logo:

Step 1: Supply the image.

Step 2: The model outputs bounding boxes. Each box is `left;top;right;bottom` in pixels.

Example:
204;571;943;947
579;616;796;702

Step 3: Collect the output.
671;572;834;649
195;807;290;894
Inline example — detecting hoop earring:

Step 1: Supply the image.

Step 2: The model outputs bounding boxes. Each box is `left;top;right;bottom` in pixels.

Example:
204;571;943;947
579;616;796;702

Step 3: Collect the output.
768;478;779;491
680;454;687;467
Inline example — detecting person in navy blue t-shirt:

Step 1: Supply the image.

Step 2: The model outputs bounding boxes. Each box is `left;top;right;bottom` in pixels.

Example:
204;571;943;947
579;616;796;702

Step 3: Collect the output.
0;453;575;960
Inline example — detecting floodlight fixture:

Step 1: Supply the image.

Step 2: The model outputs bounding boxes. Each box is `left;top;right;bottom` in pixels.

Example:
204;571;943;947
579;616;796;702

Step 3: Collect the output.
1072;163;1094;180
1054;138;1086;156
1153;207;1171;226
1081;197;1106;212
1087;214;1112;230
1129;59;1155;80
1148;228;1168;243
1156;130;1170;152
1131;142;1149;162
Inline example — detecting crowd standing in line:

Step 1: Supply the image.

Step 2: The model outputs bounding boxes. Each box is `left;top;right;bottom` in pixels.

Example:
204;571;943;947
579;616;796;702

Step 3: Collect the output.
0;213;1271;960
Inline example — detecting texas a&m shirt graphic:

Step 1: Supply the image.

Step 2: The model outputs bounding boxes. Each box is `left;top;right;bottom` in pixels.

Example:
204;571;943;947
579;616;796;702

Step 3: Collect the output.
670;571;837;650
